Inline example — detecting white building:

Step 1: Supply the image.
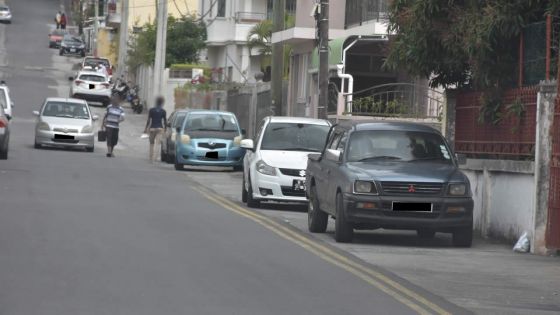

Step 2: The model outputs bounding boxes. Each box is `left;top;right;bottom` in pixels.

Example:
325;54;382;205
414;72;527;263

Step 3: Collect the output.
272;0;392;117
199;0;288;83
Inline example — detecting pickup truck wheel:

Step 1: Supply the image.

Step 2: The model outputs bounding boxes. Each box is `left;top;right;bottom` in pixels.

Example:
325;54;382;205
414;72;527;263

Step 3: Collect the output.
246;174;260;208
241;175;248;203
417;229;436;239
334;192;353;243
452;226;473;247
308;186;328;233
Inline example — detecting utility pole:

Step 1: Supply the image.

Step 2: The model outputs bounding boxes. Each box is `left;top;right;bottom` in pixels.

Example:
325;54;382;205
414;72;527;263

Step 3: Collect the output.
271;0;285;116
153;0;168;101
317;0;329;119
93;0;99;57
117;0;129;79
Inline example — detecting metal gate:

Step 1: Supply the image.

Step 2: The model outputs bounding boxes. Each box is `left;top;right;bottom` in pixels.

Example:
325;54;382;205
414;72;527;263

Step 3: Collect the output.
547;96;560;249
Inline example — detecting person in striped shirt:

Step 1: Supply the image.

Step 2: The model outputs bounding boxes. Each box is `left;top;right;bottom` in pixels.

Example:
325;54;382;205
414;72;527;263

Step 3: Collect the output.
102;95;125;157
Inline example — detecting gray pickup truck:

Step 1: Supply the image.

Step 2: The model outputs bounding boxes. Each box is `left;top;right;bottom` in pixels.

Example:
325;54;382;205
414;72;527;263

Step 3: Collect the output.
306;121;474;247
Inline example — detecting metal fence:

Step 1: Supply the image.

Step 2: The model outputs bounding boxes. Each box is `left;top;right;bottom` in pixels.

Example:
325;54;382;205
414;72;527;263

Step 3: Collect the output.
344;83;444;119
454;86;539;160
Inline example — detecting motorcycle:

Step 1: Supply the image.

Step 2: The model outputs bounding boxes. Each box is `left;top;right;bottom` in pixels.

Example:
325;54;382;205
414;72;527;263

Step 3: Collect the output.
111;78;129;100
128;85;143;114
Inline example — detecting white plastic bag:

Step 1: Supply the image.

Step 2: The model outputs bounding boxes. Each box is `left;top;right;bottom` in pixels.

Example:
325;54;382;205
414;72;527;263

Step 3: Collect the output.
513;232;530;253
140;133;149;139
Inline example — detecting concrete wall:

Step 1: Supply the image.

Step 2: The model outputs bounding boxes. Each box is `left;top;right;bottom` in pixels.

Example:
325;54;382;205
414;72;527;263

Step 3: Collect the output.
461;159;535;243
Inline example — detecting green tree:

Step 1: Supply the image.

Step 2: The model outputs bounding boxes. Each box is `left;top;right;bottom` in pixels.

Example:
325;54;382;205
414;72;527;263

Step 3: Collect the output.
127;15;206;73
386;0;553;89
247;19;273;70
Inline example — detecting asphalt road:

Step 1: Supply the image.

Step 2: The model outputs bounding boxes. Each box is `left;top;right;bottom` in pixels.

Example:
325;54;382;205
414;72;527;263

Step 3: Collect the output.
0;1;467;314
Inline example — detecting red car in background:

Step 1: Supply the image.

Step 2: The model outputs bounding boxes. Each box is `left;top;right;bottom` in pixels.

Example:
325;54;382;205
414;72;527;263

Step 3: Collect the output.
48;29;67;48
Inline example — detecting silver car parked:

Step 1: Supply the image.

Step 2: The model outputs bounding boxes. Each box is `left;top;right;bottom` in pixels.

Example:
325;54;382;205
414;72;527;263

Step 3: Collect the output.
33;98;98;152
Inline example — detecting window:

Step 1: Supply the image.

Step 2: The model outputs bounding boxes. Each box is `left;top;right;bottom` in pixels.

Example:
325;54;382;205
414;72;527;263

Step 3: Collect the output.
184;113;240;133
173;113;187;128
346;130;452;163
217;0;226;17
261;123;330;152
267;0;296;21
42;102;90;120
79;74;106;82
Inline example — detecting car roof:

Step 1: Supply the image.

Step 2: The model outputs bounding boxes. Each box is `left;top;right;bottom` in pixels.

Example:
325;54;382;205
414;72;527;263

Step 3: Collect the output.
186;109;236;116
44;97;88;104
337;120;440;133
267;116;330;125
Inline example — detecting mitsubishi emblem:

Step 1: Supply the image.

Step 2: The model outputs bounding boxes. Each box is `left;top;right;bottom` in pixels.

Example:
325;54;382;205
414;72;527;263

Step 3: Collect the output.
408;185;416;193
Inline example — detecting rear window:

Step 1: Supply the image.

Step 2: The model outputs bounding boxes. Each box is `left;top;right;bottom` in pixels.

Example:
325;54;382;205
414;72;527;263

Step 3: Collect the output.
79;74;106;82
85;58;110;67
0;7;9;12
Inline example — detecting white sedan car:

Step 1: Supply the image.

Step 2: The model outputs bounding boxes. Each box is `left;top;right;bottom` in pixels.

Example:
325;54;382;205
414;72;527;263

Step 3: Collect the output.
240;116;331;207
69;71;111;106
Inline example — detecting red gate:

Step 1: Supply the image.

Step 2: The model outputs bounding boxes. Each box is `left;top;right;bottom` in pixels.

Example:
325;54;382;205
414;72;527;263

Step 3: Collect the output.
547;97;560;249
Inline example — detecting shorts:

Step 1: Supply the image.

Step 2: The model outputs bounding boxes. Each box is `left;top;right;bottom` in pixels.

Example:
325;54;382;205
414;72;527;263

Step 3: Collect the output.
106;127;119;147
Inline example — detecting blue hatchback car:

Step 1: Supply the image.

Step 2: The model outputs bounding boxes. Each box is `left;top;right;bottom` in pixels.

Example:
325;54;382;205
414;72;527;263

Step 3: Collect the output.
174;110;246;171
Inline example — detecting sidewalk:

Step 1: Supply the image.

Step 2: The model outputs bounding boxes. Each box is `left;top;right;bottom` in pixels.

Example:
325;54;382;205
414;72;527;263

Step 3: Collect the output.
112;111;560;315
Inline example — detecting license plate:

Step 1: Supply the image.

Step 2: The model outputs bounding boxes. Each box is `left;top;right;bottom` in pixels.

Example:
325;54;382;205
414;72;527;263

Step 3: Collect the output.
392;202;432;212
292;179;306;191
70;48;76;52
205;151;218;159
54;134;74;140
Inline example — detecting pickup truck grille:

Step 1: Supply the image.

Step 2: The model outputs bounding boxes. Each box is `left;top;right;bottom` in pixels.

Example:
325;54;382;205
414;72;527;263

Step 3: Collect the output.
381;182;443;196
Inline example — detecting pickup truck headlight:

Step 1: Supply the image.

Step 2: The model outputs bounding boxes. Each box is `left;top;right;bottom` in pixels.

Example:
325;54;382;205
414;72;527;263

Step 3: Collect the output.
448;183;467;196
256;160;276;176
354;180;378;194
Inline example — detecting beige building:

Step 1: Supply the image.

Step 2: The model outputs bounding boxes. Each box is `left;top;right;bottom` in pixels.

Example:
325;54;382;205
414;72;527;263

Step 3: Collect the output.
129;0;198;28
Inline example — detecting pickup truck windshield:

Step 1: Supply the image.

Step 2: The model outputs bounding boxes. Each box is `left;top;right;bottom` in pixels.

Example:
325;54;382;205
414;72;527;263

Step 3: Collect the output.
261;123;329;152
347;130;453;163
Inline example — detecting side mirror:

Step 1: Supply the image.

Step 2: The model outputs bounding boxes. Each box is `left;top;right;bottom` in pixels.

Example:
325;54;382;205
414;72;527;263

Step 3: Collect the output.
32;110;40;116
92;114;99;121
241;128;247;136
456;153;467;165
325;149;342;163
240;139;254;150
176;127;181;133
6;114;11;121
68;76;74;81
10;101;14;108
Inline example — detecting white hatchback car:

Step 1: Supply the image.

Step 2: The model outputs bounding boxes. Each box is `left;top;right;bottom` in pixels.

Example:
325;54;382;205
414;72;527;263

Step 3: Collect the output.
69;71;111;106
240;116;331;207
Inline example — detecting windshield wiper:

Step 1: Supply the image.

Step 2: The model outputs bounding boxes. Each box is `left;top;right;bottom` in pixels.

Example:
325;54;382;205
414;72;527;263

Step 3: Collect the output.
281;147;321;152
55;114;75;118
408;157;445;162
357;156;402;162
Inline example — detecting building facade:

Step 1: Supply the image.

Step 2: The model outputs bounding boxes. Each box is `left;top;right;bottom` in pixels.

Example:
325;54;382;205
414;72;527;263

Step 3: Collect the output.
272;0;393;117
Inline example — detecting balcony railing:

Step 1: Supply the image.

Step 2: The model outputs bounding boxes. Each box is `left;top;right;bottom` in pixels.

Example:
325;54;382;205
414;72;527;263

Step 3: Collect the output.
235;12;266;24
345;0;388;29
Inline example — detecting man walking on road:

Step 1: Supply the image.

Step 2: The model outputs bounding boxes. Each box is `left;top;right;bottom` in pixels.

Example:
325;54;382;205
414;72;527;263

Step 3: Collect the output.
144;96;167;162
102;95;125;157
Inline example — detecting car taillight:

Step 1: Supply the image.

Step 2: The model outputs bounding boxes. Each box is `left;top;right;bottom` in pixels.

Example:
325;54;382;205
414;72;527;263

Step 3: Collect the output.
101;83;110;88
0;118;6;128
75;80;84;85
107;68;112;75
